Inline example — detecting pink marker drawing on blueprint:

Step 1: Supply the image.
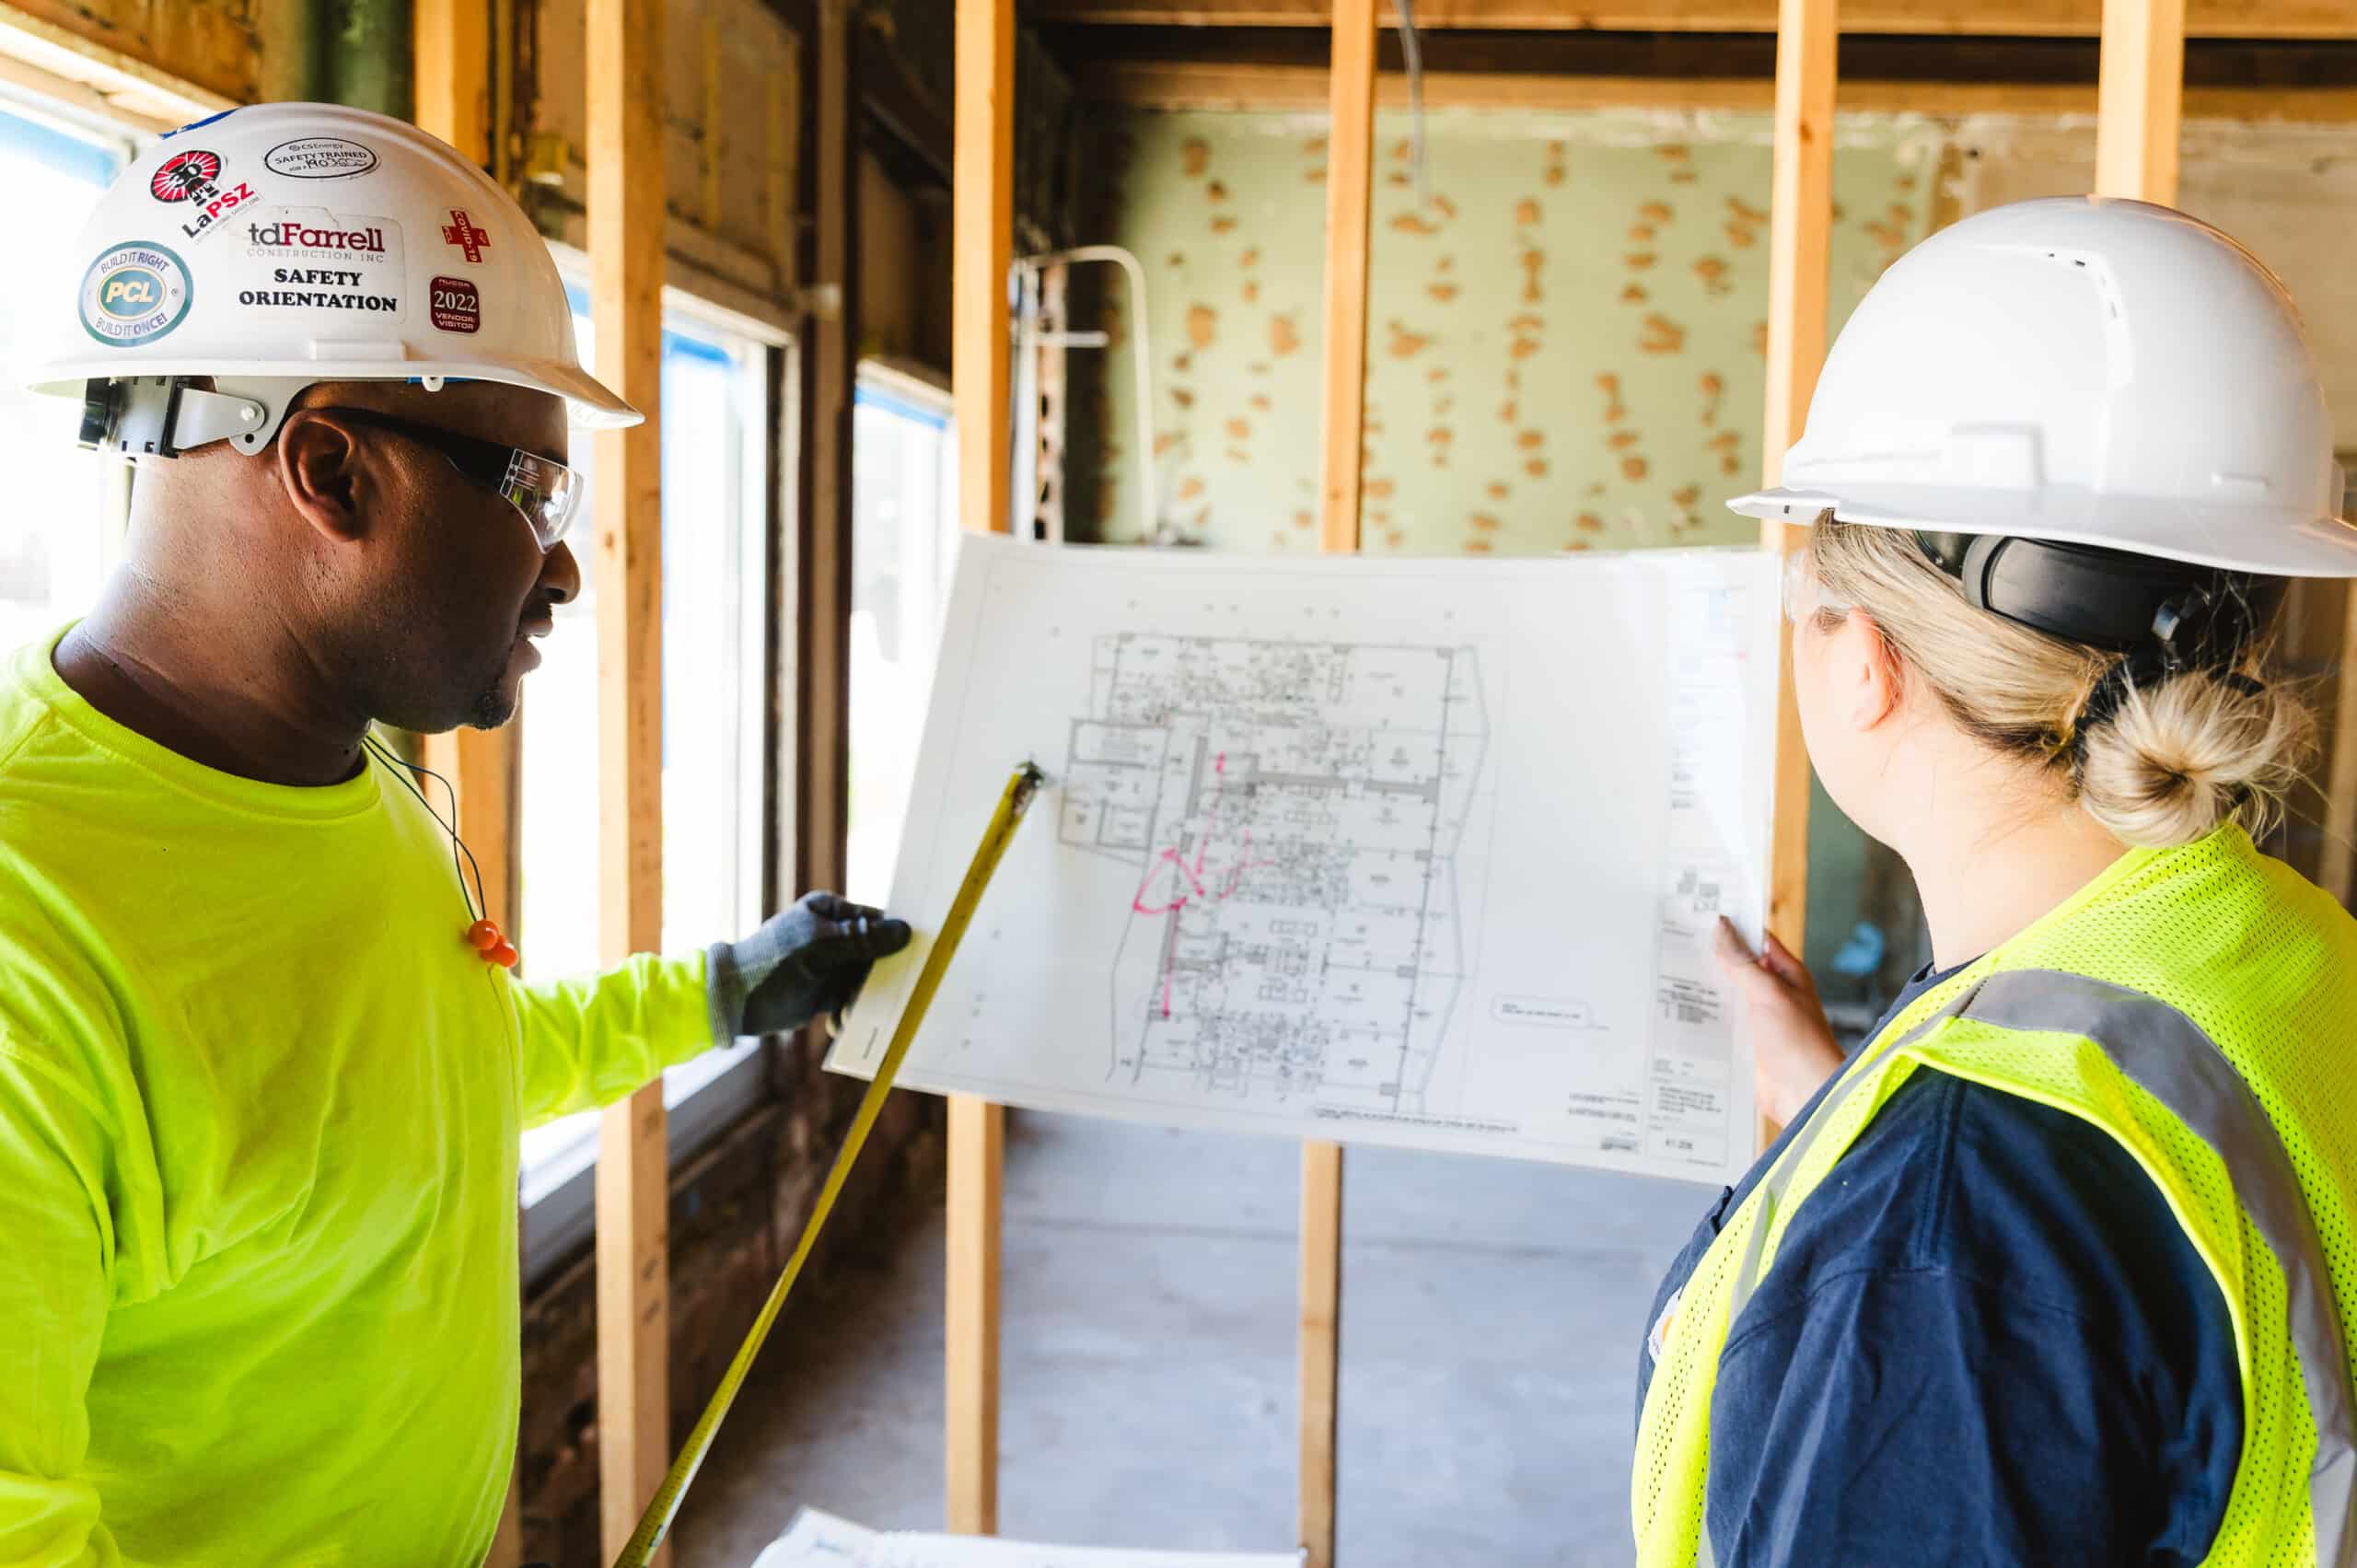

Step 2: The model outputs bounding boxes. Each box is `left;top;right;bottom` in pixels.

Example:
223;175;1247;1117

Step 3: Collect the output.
1056;635;1487;1118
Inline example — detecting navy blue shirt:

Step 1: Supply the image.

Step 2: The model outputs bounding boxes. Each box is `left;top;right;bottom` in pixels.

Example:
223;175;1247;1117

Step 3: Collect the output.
1636;965;2243;1565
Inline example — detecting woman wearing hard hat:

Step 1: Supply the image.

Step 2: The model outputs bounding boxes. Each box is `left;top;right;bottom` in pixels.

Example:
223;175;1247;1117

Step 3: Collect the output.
1634;198;2357;1565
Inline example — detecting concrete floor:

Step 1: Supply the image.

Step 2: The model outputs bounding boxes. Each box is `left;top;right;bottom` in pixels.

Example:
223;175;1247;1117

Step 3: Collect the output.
670;1110;1708;1568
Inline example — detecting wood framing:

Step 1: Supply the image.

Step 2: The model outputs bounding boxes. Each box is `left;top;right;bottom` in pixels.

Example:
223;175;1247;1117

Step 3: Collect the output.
946;0;1015;1533
411;17;514;1560
1023;0;2357;33
413;0;491;170
1296;3;1376;1562
587;0;669;1556
1758;0;1835;1002
2326;606;2357;908
2095;0;2188;200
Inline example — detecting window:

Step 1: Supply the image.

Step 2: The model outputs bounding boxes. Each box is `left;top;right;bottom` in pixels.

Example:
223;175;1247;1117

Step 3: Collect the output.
517;285;777;1250
0;103;133;651
846;366;959;904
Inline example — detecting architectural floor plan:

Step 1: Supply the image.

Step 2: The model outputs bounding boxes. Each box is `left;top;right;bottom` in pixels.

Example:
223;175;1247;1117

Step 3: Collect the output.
1061;635;1484;1117
830;535;1777;1184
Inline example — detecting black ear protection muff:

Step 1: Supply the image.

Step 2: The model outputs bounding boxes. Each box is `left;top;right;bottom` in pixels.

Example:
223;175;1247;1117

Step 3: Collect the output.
1913;530;2283;672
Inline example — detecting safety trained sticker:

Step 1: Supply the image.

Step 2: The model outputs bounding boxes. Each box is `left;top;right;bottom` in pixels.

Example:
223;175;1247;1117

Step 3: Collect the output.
264;137;379;180
240;207;405;319
80;242;193;346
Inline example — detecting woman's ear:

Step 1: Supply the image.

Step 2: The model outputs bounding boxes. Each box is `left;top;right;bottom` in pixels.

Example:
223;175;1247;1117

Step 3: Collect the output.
273;409;369;545
1841;608;1907;731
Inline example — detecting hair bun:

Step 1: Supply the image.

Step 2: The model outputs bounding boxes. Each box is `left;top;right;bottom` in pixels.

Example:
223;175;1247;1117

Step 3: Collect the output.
2077;667;2313;847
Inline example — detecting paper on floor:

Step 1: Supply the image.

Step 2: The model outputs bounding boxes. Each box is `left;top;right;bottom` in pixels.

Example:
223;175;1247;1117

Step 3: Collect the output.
749;1506;1300;1567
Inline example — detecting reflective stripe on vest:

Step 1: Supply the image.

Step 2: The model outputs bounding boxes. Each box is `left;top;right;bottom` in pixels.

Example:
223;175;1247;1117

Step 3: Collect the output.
1702;969;2357;1568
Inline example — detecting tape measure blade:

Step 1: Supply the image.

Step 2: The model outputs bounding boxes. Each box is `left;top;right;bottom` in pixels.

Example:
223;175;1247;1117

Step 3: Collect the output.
610;762;1043;1568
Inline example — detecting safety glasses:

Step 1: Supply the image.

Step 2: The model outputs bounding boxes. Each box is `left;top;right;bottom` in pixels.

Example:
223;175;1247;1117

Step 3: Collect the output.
305;407;583;552
1781;542;1852;627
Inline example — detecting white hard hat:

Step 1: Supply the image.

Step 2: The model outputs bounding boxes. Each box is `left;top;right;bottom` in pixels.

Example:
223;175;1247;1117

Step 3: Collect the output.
1730;196;2357;579
25;100;637;453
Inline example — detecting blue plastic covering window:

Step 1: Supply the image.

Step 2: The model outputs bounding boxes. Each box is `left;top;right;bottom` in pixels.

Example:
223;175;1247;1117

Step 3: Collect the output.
0;105;122;188
854;382;949;431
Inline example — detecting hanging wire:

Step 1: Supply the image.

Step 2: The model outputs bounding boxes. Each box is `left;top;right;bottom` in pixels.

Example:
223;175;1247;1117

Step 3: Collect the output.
358;732;489;925
1396;0;1430;210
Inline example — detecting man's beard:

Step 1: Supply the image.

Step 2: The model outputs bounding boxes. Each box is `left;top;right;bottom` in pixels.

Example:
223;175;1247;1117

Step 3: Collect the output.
466;656;519;728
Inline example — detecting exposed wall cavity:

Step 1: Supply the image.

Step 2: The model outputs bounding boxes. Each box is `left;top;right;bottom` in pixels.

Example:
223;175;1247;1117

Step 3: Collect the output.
1078;107;1944;556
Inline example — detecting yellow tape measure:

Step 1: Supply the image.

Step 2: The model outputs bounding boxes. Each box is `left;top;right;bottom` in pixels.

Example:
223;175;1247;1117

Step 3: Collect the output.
611;761;1050;1567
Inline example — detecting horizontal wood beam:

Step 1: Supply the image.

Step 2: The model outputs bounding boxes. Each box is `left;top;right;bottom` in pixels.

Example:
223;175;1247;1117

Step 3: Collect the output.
1024;0;2357;38
1082;57;2357;117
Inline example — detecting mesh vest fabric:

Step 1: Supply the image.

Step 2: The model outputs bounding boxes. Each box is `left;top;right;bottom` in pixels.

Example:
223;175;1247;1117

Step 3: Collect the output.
1633;827;2357;1567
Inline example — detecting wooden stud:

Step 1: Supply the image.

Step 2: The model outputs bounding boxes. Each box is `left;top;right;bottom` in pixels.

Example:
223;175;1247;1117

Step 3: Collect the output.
802;0;856;902
1297;1141;1344;1568
2095;0;2187;202
946;0;1014;1535
1316;0;1376;557
946;1093;1005;1533
412;18;516;1562
412;0;491;171
587;0;668;1556
1757;0;1835;1144
1297;0;1375;1561
2324;597;2357;910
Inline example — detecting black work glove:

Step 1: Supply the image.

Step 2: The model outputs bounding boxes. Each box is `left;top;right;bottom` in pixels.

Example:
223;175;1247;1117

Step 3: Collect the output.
707;892;913;1041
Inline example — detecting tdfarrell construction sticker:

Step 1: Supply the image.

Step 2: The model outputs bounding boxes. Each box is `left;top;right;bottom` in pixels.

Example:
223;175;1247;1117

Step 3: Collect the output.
241;208;406;318
429;275;481;334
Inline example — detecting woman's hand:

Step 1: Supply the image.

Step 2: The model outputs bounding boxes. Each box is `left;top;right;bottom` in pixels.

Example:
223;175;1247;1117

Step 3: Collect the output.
1712;916;1845;1127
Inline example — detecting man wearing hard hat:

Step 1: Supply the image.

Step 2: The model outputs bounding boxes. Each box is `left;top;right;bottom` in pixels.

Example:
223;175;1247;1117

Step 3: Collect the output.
0;104;908;1563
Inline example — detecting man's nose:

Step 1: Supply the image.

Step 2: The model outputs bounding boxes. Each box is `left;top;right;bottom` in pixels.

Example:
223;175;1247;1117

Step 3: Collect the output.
539;539;581;605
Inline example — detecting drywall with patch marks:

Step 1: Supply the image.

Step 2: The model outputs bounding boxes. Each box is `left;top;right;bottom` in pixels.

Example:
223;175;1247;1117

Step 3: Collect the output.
1080;108;1943;555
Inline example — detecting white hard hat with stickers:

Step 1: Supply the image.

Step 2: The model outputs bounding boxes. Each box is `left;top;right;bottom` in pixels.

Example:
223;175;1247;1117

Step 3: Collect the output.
1731;196;2357;578
26;100;640;472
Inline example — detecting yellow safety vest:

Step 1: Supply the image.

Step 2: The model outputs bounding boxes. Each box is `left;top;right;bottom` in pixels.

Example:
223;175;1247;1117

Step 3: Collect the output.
1634;825;2357;1567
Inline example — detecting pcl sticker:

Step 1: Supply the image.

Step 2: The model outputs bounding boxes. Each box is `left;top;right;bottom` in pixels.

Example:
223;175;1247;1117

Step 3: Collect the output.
79;242;193;347
265;137;379;180
429;275;481;334
149;147;255;243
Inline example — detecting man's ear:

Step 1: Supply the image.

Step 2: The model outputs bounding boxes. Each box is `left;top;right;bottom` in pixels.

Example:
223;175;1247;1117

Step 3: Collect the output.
273;409;371;545
1844;608;1907;731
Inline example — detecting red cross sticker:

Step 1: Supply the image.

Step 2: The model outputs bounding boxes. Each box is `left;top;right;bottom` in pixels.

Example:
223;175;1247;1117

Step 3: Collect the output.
441;209;492;264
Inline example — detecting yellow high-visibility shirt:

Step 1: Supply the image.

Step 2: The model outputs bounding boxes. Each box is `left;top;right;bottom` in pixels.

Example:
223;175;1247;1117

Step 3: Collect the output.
0;626;717;1566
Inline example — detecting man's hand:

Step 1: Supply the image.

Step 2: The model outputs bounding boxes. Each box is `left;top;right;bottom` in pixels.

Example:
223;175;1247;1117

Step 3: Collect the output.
709;893;914;1040
1711;915;1845;1127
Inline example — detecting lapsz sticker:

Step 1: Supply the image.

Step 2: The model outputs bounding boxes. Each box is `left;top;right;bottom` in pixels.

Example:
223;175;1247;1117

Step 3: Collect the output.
79;242;193;347
264;137;379;180
439;208;492;264
148;148;255;243
429;275;480;334
241;209;406;319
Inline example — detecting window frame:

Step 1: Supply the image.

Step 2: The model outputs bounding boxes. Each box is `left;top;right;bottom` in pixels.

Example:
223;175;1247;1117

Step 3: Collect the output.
519;256;794;1285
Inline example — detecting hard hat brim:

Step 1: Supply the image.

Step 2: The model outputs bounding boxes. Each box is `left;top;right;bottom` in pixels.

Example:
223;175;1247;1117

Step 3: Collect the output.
27;354;643;430
1728;482;2357;579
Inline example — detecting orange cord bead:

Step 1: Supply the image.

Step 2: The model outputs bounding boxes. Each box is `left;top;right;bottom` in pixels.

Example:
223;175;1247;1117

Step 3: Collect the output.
466;919;502;952
489;940;520;969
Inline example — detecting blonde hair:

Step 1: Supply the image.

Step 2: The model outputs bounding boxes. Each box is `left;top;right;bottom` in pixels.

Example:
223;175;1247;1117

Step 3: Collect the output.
1804;519;2314;849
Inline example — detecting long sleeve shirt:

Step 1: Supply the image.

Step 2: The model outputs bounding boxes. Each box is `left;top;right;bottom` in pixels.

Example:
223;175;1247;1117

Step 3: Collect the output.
0;629;718;1566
